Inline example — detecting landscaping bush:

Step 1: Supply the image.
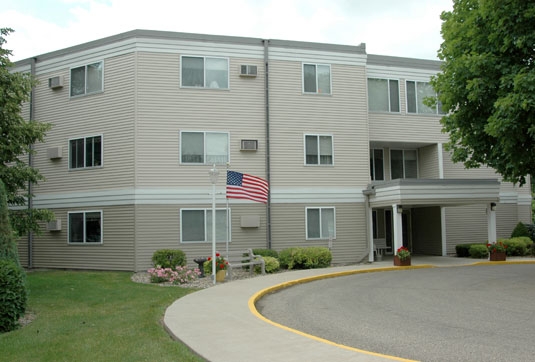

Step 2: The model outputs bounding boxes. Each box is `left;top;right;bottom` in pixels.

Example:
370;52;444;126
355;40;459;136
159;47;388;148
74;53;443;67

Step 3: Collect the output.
456;243;484;257
151;249;187;268
0;259;27;333
525;223;535;242
255;256;280;274
252;249;279;259
279;247;332;270
469;244;488;259
502;237;532;256
511;222;531;239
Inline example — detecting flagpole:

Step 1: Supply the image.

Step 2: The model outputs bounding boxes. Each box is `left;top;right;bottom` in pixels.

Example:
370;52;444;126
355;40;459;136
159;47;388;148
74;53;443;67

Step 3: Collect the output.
225;162;230;258
209;164;219;285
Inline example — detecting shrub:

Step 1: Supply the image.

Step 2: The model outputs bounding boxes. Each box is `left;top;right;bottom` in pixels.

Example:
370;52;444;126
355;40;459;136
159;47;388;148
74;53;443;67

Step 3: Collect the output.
469;244;488;259
147;265;200;284
511;222;530;239
0;259;27;333
151;249;186;269
525;223;535;242
255;256;280;274
279;247;332;270
503;237;531;256
456;243;484;257
252;249;279;259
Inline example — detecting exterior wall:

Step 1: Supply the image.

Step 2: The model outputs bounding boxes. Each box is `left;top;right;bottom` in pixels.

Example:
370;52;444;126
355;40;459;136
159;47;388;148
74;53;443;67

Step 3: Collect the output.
444;205;488;254
411;207;442;255
418;144;440;179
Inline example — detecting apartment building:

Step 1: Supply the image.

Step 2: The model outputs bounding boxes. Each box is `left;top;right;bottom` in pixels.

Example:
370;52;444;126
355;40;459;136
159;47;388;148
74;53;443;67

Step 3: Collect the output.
12;30;531;271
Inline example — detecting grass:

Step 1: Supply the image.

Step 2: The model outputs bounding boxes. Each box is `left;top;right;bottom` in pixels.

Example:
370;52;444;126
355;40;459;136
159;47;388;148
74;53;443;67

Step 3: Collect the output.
0;270;206;362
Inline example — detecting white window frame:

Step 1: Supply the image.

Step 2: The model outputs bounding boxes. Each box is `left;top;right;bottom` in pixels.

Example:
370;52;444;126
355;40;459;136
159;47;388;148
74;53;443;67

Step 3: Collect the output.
304;134;334;166
305;207;336;240
180;55;230;89
68;210;103;244
180;208;231;243
68;134;103;170
370;148;384;181
302;63;332;95
390;149;418;179
179;131;230;165
406;80;444;114
70;61;104;97
367;78;400;113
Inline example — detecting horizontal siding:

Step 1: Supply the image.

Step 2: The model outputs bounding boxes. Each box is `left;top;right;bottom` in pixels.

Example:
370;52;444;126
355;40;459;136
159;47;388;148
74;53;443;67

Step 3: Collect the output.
32;53;136;195
269;60;370;188
29;206;135;270
134;203;268;271
270;202;367;265
134;52;267;188
445;205;487;254
418;144;440;179
496;203;518;239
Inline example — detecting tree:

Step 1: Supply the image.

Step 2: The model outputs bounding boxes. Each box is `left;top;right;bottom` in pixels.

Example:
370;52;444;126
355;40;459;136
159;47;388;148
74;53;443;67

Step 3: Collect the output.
431;0;535;186
0;28;52;235
0;180;18;265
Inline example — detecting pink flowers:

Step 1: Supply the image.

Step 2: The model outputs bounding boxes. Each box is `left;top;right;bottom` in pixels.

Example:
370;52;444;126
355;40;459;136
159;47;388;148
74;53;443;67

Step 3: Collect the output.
147;265;201;285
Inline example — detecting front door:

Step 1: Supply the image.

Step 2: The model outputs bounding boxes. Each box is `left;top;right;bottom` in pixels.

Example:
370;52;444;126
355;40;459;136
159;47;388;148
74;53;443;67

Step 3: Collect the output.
402;210;412;251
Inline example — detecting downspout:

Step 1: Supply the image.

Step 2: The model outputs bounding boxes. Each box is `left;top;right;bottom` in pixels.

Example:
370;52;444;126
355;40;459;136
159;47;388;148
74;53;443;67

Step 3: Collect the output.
263;39;272;249
28;57;37;269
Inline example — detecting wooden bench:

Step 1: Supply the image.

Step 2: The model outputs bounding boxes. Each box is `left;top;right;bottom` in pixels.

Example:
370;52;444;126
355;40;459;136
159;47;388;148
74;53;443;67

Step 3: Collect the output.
225;249;265;280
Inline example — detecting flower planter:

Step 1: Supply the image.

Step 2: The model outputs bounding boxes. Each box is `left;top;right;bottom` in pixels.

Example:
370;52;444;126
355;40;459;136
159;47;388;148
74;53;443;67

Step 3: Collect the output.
216;269;226;282
394;255;411;266
489;251;506;261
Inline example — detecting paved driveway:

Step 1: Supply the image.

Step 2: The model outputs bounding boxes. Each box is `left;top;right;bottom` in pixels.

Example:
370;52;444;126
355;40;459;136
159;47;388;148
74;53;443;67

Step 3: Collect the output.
257;264;535;362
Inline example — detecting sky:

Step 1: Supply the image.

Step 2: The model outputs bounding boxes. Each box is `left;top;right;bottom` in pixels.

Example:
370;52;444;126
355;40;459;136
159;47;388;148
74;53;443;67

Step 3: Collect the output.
2;0;453;62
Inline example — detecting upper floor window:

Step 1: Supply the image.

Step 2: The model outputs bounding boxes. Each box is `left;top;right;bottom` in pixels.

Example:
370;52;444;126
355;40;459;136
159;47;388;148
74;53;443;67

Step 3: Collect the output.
306;207;336;239
68;210;102;244
181;208;229;243
180;131;229;164
391;149;418;179
69;135;102;169
406;81;444;114
368;78;400;112
70;61;103;97
305;134;333;165
303;64;331;94
370;149;384;181
181;56;229;89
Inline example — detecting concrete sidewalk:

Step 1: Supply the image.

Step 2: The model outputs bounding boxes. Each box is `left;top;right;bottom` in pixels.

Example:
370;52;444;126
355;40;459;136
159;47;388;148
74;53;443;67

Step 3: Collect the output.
163;256;534;362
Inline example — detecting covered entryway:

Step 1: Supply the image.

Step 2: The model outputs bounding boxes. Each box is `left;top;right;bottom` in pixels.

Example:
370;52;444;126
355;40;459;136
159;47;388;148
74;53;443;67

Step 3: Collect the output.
363;179;500;261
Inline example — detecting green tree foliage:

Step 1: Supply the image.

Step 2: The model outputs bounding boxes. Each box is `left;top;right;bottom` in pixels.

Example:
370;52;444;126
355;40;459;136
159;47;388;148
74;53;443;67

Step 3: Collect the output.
431;0;535;186
0;28;52;235
0;180;18;265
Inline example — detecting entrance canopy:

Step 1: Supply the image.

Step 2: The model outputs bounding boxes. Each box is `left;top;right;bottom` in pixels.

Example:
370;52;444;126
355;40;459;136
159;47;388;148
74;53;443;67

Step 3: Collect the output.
364;178;500;208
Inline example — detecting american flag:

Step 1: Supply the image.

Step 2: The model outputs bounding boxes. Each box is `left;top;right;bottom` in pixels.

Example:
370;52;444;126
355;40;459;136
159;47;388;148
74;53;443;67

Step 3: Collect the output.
226;170;269;204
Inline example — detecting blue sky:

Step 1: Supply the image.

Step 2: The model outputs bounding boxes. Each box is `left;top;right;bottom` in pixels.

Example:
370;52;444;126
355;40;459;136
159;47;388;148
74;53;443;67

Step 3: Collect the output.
2;0;453;62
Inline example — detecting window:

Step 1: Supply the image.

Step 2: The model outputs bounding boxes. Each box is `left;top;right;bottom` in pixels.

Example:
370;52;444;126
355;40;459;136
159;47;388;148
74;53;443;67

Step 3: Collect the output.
306;207;335;239
390;150;418;179
70;61;103;97
68;211;102;244
406;81;444;114
303;64;331;94
181;209;230;243
370;149;384;181
368;78;400;112
305;135;333;165
180;131;229;164
181;56;229;89
69;135;102;169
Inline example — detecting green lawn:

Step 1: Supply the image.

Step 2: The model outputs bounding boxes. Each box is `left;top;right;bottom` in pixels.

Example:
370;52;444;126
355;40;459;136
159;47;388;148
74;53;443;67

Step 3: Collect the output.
0;271;205;362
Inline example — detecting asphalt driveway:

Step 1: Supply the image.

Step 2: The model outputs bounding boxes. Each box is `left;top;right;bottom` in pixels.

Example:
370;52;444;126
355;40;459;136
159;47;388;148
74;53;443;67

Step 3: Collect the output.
257;264;535;362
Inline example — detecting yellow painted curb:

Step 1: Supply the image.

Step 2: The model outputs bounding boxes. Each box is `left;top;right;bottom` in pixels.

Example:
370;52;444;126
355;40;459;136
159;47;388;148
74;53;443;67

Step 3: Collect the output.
472;260;535;266
249;265;435;362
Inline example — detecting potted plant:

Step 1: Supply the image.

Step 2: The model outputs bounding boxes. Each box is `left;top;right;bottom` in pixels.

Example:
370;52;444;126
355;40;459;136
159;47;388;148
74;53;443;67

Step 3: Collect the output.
394;246;411;266
205;252;229;282
487;241;507;261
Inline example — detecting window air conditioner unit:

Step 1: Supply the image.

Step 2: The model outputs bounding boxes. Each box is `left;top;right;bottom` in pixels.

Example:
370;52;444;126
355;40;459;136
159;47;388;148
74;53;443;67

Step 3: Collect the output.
240;139;258;151
239;65;257;77
47;219;61;231
48;76;64;89
47;146;63;159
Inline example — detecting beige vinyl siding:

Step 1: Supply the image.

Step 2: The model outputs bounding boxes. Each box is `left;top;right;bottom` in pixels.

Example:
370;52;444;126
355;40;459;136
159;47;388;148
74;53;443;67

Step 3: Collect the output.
30;206;135;270
134;203;268;271
418;144;440;179
444;205;487;254
32;53;136;195
369;114;448;144
270;203;367;265
17;237;29;267
268;60;369;187
134;52;267;187
496;203;519;238
518;204;531;224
